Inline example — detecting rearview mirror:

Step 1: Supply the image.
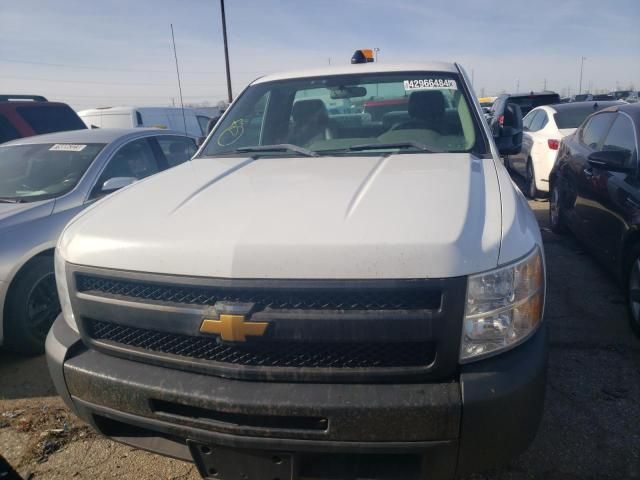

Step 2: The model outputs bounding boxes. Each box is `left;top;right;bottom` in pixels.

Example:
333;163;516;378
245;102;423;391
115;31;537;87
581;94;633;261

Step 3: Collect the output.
101;176;137;193
494;103;523;156
330;86;367;99
196;136;206;147
588;150;632;173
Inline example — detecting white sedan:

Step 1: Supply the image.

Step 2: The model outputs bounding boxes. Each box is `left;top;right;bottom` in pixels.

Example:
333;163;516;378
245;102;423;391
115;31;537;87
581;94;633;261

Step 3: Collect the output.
506;101;623;198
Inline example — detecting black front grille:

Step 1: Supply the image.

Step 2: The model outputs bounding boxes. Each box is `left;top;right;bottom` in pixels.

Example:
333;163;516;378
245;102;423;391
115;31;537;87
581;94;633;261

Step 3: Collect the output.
76;275;442;311
87;320;436;369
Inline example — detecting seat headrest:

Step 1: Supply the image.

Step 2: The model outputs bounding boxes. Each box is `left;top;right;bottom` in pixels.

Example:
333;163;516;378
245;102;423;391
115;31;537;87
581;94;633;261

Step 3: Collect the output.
408;91;446;121
292;99;328;124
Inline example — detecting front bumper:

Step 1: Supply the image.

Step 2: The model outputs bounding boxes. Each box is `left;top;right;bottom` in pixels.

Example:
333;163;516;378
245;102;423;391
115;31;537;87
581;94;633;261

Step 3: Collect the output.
47;315;547;479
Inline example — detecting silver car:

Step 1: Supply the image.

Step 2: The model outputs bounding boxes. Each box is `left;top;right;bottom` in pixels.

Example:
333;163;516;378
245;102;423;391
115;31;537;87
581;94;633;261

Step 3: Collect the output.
0;128;196;353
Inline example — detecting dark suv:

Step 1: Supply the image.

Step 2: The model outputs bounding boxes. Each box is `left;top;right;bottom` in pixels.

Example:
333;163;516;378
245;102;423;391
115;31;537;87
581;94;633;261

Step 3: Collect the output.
489;91;561;135
0;95;86;144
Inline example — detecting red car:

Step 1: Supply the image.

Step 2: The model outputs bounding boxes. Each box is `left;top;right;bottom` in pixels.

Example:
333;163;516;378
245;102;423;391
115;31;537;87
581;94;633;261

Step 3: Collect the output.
0;95;86;144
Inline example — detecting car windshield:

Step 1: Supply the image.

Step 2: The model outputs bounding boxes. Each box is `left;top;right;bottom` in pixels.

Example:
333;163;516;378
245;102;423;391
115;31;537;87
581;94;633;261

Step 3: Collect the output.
554;104;615;129
0;143;105;202
201;71;483;157
508;94;560;115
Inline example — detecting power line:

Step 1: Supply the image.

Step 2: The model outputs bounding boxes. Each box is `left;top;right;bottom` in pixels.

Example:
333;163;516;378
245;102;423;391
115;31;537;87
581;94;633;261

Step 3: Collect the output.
0;75;229;87
0;58;266;75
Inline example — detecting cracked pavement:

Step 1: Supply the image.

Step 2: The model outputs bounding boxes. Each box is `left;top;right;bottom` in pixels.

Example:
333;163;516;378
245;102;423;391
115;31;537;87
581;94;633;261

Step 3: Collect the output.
1;200;639;479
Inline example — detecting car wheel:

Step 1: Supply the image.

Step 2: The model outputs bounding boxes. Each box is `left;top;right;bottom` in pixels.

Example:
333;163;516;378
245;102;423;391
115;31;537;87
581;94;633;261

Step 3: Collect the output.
5;256;60;354
526;158;539;199
549;182;568;234
626;246;640;337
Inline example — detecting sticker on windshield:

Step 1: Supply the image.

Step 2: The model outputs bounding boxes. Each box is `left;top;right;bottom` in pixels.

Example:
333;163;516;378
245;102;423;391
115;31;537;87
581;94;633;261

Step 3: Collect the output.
49;144;87;152
403;79;457;91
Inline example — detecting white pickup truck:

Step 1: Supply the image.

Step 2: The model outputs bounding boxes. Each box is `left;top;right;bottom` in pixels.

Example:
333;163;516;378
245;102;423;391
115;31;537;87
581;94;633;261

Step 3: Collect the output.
47;61;546;480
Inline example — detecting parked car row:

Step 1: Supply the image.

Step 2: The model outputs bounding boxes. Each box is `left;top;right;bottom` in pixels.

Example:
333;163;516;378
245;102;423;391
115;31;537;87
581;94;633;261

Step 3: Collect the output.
549;102;640;335
505;100;625;198
0;128;197;353
78;106;211;138
0;95;215;147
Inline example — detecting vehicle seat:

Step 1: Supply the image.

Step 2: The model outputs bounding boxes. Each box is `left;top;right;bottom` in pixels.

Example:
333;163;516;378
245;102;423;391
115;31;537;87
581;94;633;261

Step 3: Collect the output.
288;99;333;146
394;91;445;133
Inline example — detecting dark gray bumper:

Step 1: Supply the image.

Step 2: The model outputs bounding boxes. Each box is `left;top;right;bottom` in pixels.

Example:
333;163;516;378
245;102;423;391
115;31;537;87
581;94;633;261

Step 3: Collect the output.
46;315;547;478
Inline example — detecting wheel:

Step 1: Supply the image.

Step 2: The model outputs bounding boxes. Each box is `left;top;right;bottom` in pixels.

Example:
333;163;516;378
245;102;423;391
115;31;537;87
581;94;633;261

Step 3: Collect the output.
5;256;60;354
626;246;640;337
526;158;539;199
549;181;568;234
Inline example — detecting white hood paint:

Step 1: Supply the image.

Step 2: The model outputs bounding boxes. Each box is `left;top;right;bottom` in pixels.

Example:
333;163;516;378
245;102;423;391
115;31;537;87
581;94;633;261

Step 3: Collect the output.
60;154;505;279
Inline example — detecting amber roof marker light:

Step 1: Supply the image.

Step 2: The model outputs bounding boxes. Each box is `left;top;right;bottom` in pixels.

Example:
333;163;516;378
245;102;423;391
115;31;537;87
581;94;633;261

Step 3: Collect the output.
351;49;375;64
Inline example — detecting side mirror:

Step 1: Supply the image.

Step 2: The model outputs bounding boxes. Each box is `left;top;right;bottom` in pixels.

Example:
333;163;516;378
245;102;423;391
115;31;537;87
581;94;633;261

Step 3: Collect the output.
494;103;523;156
588;150;632;173
101;176;137;193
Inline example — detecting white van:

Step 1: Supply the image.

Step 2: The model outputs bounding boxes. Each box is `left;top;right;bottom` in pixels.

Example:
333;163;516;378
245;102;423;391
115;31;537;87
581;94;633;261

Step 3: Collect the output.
77;106;208;138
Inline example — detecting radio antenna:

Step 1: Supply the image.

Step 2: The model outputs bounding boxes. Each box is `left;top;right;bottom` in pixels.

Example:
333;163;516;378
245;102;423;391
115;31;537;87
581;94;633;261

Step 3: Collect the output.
170;23;188;136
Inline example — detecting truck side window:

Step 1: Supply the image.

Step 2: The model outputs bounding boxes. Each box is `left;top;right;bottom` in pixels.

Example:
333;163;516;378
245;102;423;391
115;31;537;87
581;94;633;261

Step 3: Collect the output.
156;135;197;167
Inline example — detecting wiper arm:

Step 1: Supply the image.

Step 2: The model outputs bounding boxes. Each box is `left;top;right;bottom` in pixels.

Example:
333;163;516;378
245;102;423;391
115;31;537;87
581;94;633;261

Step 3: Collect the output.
234;144;318;157
347;141;441;153
0;197;21;203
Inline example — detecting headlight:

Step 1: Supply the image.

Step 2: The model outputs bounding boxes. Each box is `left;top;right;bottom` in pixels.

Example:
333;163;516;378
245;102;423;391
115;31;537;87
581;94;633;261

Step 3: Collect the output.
460;246;544;363
54;249;78;334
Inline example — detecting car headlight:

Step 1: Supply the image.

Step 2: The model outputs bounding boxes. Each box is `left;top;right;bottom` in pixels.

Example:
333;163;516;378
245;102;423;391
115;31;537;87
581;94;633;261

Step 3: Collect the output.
460;246;544;363
54;249;79;334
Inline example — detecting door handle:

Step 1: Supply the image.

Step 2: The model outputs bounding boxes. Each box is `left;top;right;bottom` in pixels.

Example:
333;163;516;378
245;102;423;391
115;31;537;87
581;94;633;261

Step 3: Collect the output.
583;168;593;178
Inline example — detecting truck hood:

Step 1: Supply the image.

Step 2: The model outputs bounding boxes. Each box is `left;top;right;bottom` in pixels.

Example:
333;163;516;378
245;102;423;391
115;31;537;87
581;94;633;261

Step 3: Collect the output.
60;154;503;279
0;200;54;230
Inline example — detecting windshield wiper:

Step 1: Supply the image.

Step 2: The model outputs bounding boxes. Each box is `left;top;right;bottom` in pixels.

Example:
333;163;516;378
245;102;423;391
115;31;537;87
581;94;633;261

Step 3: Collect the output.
0;197;22;203
347;142;441;153
233;144;318;157
317;142;442;154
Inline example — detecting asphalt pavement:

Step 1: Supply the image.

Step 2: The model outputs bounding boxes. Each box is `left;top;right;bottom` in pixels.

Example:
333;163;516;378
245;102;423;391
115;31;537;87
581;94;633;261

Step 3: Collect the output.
1;200;639;479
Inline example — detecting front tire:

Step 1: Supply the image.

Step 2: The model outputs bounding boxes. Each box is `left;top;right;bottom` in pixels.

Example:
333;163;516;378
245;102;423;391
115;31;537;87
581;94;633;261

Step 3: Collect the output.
5;256;60;354
549;181;568;234
526;158;539;199
626;246;640;338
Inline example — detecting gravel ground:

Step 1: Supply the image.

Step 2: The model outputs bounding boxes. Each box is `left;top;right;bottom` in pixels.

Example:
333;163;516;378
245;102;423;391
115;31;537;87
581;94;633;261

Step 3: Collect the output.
1;200;639;479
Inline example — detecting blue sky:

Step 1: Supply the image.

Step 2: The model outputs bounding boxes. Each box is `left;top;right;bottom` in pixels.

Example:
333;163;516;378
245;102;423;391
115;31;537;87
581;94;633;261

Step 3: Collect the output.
1;0;638;109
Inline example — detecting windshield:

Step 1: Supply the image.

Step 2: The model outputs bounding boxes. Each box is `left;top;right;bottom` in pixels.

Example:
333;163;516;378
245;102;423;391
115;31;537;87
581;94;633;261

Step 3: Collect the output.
508;94;560;116
0;143;105;202
554;104;616;129
201;72;484;156
17;105;87;134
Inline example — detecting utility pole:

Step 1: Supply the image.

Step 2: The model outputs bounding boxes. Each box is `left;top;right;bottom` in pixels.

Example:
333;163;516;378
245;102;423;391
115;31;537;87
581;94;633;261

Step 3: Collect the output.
220;0;233;104
471;69;475;88
516;79;520;92
578;56;586;94
543;78;547;90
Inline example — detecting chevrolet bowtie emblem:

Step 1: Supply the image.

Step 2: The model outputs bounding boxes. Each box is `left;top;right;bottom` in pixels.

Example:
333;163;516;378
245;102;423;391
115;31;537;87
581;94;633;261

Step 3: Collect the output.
200;314;268;342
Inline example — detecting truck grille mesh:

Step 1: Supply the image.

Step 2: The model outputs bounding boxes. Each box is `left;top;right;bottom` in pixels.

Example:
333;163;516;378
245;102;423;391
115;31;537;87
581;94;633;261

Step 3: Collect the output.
76;275;441;311
87;320;435;369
